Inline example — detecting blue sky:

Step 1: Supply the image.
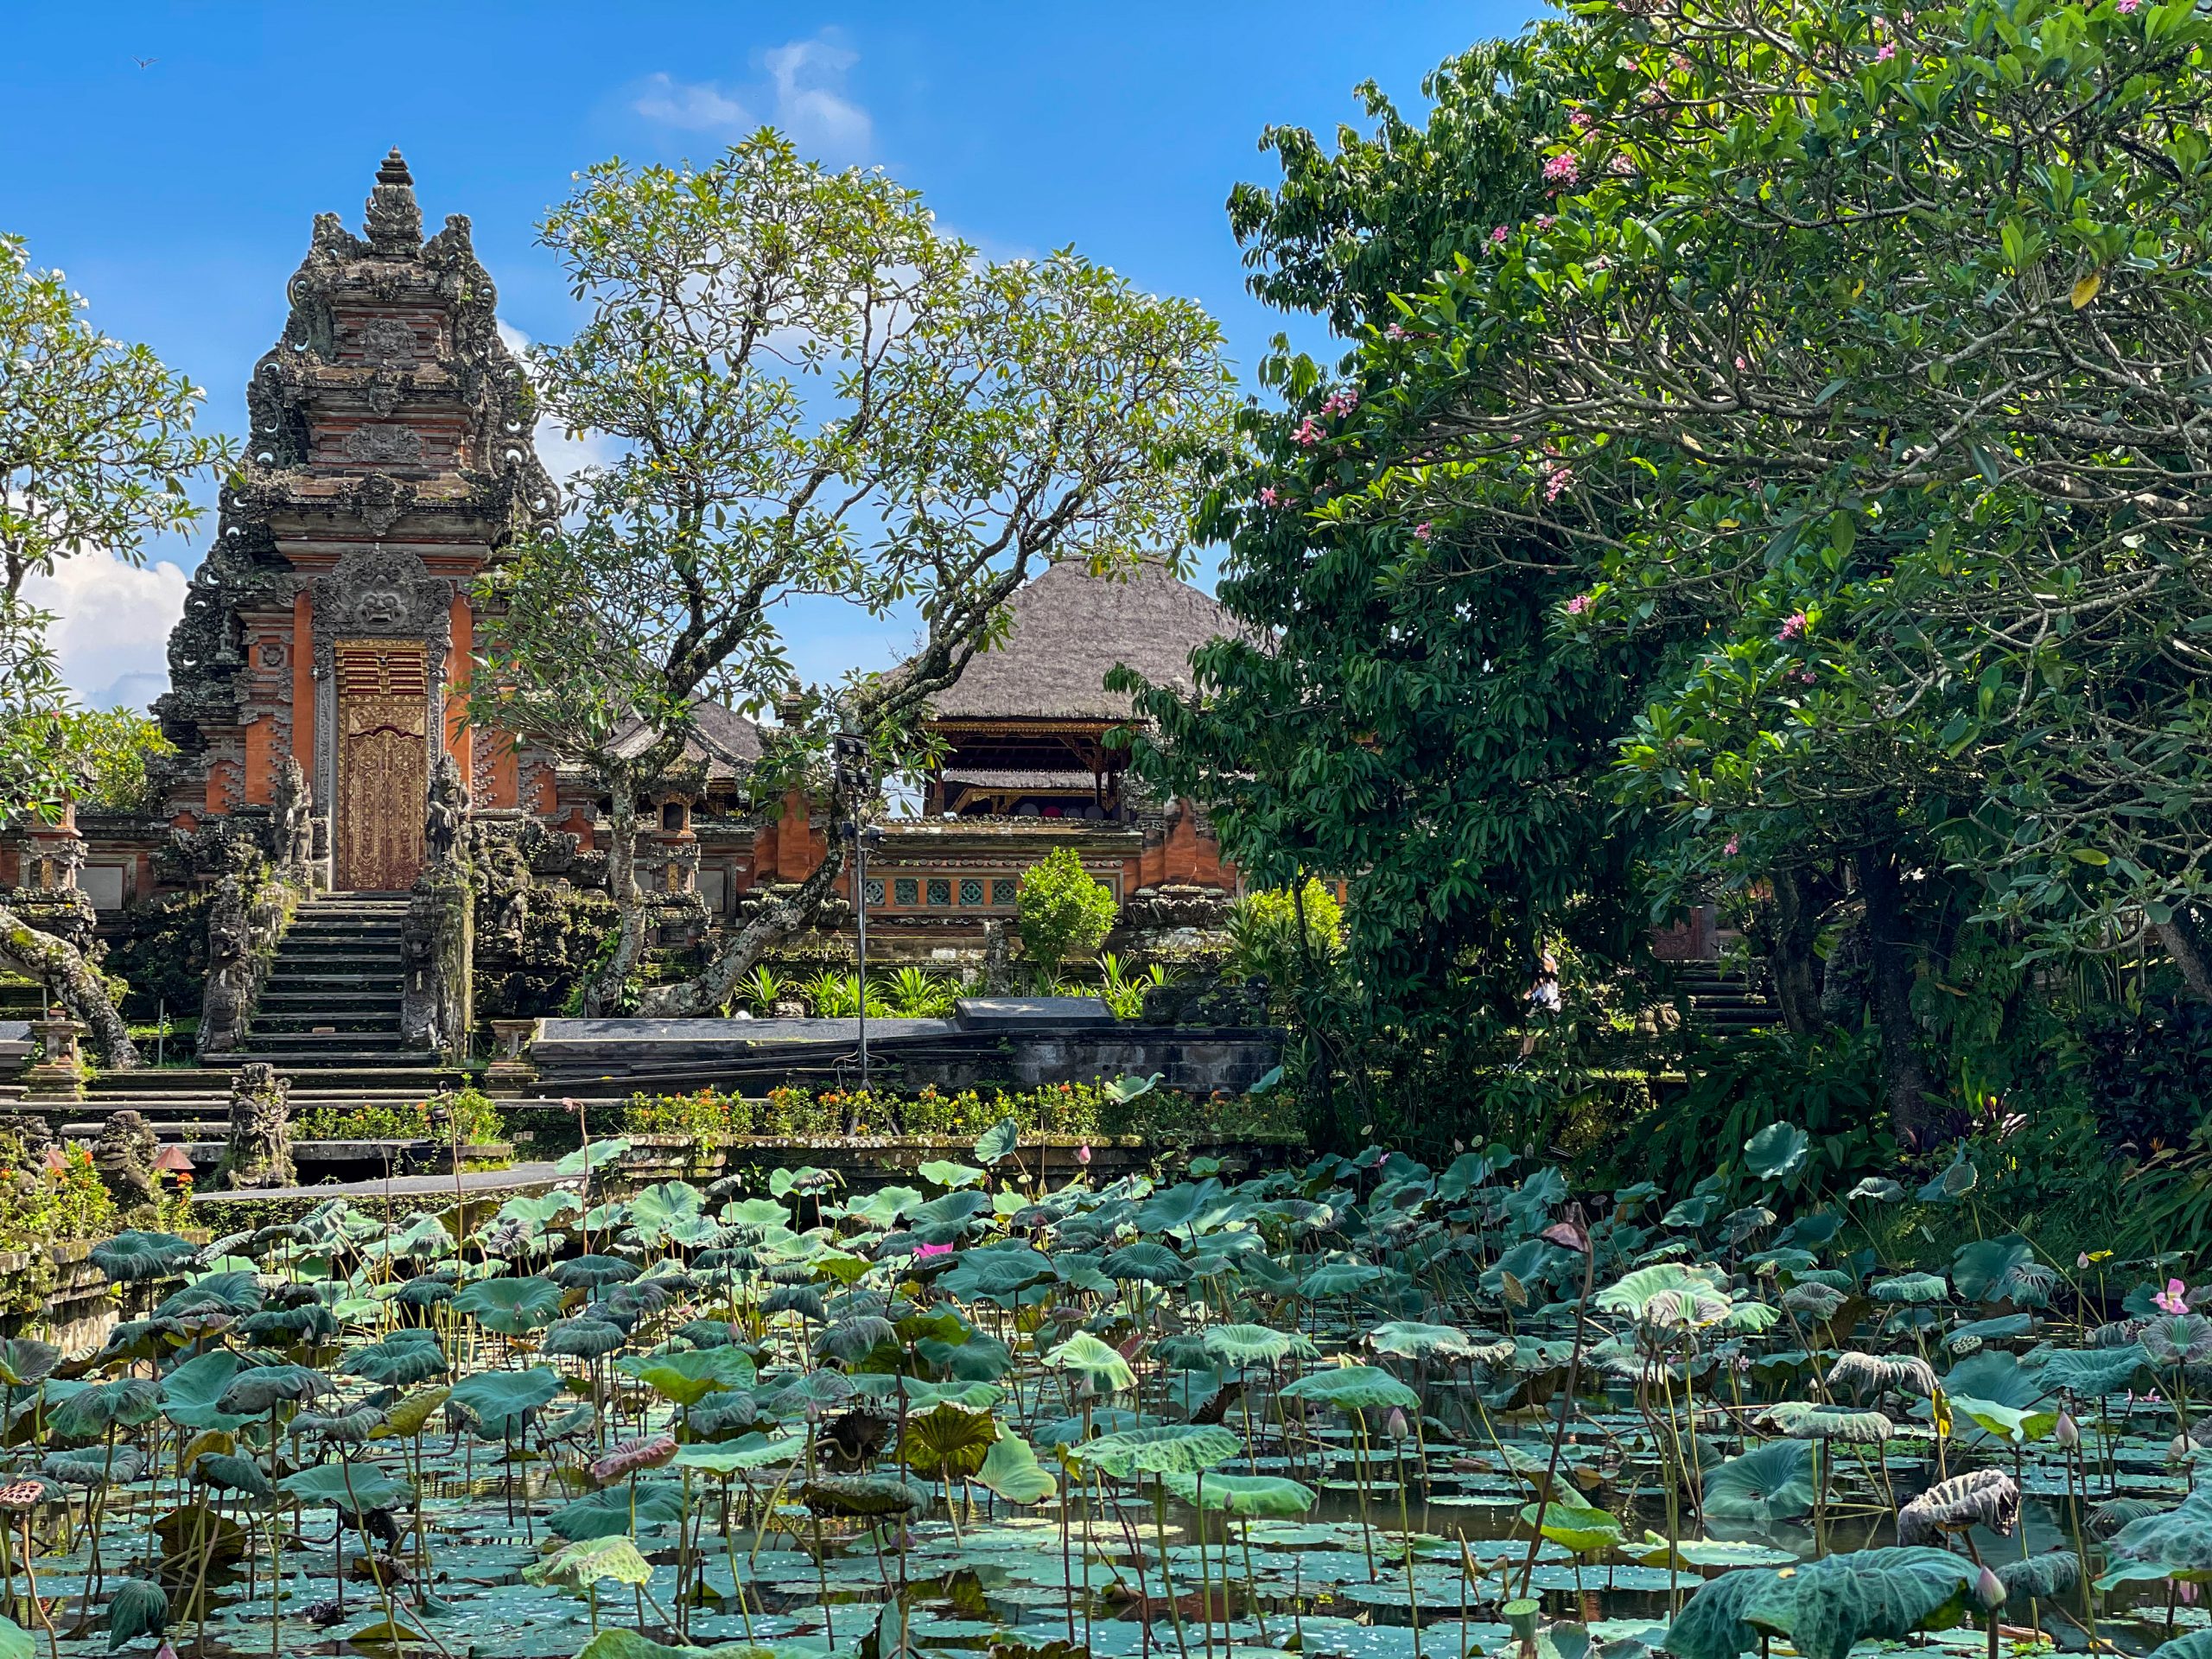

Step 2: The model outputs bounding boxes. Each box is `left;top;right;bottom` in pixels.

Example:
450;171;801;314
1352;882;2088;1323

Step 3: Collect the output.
2;1;1539;709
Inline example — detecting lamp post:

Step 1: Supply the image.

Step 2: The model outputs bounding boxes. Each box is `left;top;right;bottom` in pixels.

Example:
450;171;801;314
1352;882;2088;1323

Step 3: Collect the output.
834;736;885;1091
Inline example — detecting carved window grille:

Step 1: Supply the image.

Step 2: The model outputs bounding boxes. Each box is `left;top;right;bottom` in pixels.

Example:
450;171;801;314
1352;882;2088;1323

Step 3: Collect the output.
894;877;918;906
927;878;950;907
991;878;1018;906
863;879;885;906
959;878;984;907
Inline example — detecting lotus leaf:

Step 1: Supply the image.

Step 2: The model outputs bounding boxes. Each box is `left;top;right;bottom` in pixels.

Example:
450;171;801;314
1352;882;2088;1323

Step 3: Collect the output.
194;1453;272;1498
1897;1469;2019;1545
899;1401;998;1479
615;1345;756;1407
280;1461;411;1513
1700;1440;1815;1523
1045;1330;1135;1393
1278;1364;1421;1414
1160;1471;1315;1517
216;1364;332;1416
446;1366;561;1434
803;1473;931;1516
378;1386;451;1439
2143;1313;2212;1366
1997;1552;2080;1601
2033;1344;2146;1396
526;1534;655;1592
974;1431;1058;1503
1789;1547;1980;1659
1101;1242;1189;1286
0;1340;59;1389
973;1118;1020;1165
548;1482;686;1541
2109;1488;2212;1581
1368;1321;1480;1361
48;1376;159;1438
105;1578;168;1650
543;1317;629;1358
673;1434;801;1474
549;1254;640;1289
1076;1424;1240;1478
1869;1273;1948;1304
553;1137;632;1177
1743;1122;1809;1181
89;1230;197;1283
450;1275;563;1335
339;1335;448;1386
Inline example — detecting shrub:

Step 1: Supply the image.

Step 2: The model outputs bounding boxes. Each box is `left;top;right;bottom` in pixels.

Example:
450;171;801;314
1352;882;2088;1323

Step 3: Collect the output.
1014;848;1118;969
298;1088;505;1146
1224;879;1344;989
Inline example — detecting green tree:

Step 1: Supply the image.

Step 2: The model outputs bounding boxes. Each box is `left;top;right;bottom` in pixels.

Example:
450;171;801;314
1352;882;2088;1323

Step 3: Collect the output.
1300;0;2212;1147
474;132;1235;1016
0;235;230;1064
51;709;172;814
1115;31;1676;1149
1014;848;1119;972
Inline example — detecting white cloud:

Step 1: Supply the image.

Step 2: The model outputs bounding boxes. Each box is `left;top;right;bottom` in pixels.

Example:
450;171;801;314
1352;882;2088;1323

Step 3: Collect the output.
763;35;872;156
630;30;872;159
632;72;753;133
22;546;188;711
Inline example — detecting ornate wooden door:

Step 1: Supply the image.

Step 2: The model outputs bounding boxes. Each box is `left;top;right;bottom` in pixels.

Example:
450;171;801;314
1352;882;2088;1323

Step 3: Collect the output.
335;641;428;891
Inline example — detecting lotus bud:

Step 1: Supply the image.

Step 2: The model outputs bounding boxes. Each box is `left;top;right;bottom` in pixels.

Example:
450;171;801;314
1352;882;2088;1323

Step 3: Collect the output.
2054;1410;2080;1449
156;1644;179;1659
1383;1407;1410;1441
2182;1580;2202;1606
1974;1566;2006;1611
1077;1144;1092;1166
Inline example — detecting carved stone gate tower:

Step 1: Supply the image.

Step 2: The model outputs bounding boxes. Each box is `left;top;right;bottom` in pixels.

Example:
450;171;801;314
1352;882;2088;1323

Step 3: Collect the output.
151;151;559;886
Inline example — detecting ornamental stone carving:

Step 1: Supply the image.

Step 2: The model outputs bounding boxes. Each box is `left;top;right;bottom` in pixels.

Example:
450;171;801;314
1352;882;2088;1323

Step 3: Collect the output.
359;316;416;364
311;544;449;640
342;425;423;465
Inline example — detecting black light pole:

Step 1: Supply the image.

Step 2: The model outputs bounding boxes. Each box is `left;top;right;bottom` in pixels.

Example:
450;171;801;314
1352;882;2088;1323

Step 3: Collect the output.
834;736;884;1090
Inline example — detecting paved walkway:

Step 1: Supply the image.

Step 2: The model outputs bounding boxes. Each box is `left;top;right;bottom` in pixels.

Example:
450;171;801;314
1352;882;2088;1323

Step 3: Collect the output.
194;1160;569;1205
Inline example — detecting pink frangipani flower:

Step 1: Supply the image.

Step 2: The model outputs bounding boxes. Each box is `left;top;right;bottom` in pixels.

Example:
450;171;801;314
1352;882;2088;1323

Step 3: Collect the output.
1542;153;1581;188
1258;486;1280;507
1293;416;1324;447
1779;611;1809;642
1566;592;1592;616
1414;522;1433;542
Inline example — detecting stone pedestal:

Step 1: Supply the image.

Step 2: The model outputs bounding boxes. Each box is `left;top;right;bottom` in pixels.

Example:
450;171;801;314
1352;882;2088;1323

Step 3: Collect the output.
483;1018;540;1097
22;1011;86;1103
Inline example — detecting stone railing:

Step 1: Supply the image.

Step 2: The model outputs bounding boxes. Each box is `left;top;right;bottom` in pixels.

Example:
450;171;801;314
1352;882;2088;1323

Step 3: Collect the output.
196;853;302;1057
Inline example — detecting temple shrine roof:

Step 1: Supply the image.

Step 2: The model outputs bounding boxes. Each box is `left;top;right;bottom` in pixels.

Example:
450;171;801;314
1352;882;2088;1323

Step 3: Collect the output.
927;560;1234;725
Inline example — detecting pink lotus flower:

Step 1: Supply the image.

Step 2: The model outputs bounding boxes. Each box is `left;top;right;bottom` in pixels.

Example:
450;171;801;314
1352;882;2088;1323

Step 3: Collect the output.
1779;612;1808;642
1566;593;1592;616
1413;522;1433;542
2079;1252;2093;1269
912;1241;956;1261
1542;153;1580;188
1258;486;1280;507
2157;1276;2190;1316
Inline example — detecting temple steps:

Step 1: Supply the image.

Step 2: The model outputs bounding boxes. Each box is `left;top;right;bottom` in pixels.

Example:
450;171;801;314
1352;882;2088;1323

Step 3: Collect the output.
1675;963;1775;1037
240;891;416;1071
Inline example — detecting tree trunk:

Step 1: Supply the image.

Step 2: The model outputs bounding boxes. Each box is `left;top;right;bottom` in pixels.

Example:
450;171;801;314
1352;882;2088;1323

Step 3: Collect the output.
581;772;647;1018
636;838;849;1019
2156;913;2212;1005
1765;867;1831;1038
1854;847;1952;1149
0;906;140;1068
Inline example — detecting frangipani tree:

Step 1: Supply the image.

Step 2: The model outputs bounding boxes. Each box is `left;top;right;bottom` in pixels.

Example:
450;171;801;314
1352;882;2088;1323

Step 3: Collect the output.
472;130;1236;1014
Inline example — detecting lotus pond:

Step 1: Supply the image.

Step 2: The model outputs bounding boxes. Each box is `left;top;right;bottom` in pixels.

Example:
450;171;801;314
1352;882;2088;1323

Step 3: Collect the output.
4;1122;2212;1659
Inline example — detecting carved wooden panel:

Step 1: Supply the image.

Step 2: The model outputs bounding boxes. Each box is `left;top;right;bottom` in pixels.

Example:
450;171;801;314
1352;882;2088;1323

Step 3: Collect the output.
335;641;428;892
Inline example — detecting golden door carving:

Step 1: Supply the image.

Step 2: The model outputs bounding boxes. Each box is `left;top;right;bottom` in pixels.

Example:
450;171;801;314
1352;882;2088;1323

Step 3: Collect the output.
335;641;429;892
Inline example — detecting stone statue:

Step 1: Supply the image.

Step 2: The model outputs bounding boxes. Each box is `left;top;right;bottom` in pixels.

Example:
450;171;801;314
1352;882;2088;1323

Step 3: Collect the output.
213;1063;295;1191
198;875;255;1056
92;1110;159;1209
981;918;1014;996
272;757;313;875
0;1113;58;1160
425;752;469;865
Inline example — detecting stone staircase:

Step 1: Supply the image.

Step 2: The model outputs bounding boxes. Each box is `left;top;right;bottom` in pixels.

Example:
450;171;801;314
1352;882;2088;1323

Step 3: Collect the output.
237;891;420;1069
62;891;450;1148
1675;963;1776;1037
